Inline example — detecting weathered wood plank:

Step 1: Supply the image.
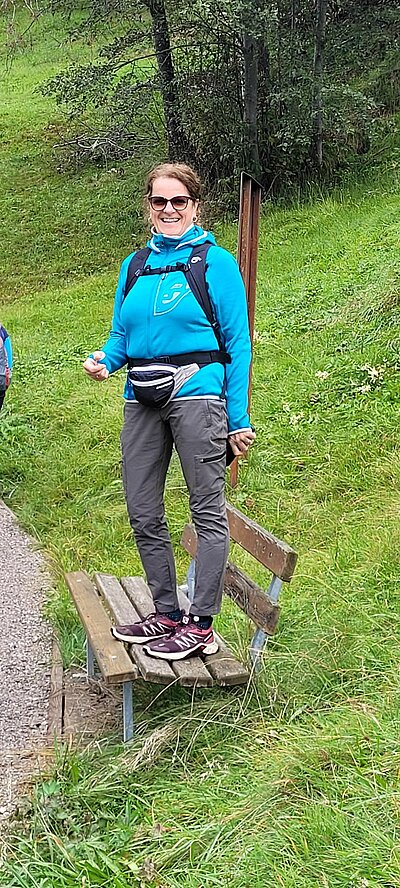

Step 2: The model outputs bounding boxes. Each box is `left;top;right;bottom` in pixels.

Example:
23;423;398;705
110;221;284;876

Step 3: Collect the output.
180;526;280;632
65;571;137;685
122;577;214;688
181;524;198;560
177;586;249;686
224;563;280;635
226;504;297;581
95;573;176;686
181;514;297;583
204;647;249;686
47;636;63;742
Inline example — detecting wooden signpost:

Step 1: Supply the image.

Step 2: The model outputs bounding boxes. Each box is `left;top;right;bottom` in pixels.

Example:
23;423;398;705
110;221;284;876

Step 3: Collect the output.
230;171;262;487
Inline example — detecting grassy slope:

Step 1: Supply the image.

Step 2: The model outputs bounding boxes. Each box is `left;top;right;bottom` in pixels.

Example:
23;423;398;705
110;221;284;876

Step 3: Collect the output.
1;10;400;888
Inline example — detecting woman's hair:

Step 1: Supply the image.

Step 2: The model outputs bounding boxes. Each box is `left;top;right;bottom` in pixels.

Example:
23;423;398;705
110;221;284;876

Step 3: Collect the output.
145;162;202;201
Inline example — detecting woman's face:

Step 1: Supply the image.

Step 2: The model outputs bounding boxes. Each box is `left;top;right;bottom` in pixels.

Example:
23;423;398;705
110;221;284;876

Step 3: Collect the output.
148;176;198;237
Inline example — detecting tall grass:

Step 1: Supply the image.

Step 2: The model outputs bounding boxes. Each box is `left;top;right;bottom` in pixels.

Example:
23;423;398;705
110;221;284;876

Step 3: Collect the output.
1;7;400;887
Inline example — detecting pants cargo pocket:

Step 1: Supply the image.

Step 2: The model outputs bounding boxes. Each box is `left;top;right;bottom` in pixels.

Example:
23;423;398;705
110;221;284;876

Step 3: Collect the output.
194;450;227;499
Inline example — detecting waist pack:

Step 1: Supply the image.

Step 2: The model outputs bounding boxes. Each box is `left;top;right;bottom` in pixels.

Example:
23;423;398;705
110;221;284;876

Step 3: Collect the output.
127;348;228;409
128;361;199;409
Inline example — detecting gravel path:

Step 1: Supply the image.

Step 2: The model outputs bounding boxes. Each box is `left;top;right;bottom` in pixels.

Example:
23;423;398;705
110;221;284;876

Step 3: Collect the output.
0;501;52;820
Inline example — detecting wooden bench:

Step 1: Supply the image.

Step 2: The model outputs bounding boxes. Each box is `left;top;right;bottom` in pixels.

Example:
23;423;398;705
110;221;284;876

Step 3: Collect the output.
65;503;297;742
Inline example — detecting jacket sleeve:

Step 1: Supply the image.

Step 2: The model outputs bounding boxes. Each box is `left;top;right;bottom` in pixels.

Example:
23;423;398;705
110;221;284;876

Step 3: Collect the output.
206;246;252;432
98;254;134;374
4;333;12;376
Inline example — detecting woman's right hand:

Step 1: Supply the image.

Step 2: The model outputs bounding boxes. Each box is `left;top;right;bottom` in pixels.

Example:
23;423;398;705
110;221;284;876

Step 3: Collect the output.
83;351;109;381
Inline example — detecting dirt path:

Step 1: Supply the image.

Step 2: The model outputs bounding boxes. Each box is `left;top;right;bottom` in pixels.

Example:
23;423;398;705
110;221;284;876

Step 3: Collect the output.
0;500;52;820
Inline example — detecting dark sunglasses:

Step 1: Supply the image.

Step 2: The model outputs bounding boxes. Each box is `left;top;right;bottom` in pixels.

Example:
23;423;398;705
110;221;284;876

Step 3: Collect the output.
149;195;192;211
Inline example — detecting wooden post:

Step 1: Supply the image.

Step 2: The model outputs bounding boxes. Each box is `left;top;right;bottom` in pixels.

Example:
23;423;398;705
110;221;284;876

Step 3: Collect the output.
230;171;262;487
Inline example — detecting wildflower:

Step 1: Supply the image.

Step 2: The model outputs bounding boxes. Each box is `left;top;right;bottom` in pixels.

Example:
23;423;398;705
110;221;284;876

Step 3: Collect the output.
367;366;382;381
315;370;329;380
360;365;384;382
289;411;304;425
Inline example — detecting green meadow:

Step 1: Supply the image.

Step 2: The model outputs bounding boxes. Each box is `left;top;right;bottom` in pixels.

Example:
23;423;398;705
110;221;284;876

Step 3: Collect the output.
0;9;400;887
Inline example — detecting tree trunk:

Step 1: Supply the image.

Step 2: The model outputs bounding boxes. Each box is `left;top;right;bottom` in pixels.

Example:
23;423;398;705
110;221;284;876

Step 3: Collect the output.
311;0;328;168
242;31;261;179
144;0;189;161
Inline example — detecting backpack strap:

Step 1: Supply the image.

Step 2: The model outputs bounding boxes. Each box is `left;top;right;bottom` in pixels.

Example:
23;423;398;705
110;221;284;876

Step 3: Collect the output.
183;243;224;351
123;247;152;301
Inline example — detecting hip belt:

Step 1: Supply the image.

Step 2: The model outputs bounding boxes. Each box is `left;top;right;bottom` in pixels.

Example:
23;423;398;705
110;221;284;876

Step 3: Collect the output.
127;349;230;369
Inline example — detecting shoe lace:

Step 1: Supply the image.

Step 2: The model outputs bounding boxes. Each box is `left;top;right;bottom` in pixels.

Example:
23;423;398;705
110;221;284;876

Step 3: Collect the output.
143;612;178;627
142;612;159;624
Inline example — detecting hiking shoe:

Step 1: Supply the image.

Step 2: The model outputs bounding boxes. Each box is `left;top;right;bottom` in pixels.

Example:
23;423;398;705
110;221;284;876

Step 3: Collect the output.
144;615;219;660
111;612;181;644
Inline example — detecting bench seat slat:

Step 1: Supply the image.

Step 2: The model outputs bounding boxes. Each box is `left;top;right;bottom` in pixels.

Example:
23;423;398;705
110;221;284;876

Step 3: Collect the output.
203;648;249;686
122;577;214;688
65;571;137;685
95;574;176;686
176;588;249;686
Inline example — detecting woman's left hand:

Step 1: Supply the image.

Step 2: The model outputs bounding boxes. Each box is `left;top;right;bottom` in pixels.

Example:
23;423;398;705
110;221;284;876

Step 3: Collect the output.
228;429;256;457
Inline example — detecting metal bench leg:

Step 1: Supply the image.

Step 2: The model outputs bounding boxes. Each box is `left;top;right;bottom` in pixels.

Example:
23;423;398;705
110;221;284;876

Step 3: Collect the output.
86;637;95;678
186;558;196;603
123;681;134;742
250;575;283;673
177;558;196;607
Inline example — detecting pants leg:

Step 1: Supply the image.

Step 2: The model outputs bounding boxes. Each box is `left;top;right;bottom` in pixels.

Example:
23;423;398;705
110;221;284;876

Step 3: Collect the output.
164;399;229;616
121;402;179;612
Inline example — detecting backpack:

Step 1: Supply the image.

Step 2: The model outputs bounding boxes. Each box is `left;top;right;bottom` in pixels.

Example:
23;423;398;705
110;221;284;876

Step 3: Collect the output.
0;325;12;395
123;243;229;361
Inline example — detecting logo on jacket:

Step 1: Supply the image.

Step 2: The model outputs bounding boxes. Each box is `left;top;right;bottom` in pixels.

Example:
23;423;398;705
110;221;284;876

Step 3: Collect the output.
154;281;191;315
191;256;202;263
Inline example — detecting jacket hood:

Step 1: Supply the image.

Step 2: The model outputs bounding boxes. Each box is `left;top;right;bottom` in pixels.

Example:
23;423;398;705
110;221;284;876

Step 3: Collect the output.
147;225;216;253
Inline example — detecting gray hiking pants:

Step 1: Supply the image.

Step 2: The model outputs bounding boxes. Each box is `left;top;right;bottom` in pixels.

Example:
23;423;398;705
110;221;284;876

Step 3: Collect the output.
121;398;229;616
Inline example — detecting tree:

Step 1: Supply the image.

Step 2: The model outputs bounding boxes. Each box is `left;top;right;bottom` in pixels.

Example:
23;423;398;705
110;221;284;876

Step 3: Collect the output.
142;0;192;160
311;0;328;168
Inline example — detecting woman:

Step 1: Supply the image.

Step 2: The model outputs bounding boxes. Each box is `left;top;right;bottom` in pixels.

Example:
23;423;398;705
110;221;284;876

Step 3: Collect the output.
83;162;255;661
0;324;12;412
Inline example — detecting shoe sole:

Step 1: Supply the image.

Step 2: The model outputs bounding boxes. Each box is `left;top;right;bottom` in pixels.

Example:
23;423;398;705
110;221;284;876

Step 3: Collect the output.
144;640;219;660
111;627;171;644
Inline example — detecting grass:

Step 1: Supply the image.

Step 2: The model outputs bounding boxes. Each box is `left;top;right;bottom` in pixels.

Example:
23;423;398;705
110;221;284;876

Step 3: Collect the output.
1;7;400;887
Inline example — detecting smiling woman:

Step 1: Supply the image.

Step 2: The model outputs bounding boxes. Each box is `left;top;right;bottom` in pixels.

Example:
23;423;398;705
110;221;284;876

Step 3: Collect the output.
148;190;196;235
146;164;200;237
83;161;255;663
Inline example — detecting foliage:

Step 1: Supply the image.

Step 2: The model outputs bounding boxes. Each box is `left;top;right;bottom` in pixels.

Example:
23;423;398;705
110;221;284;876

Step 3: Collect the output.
3;0;396;193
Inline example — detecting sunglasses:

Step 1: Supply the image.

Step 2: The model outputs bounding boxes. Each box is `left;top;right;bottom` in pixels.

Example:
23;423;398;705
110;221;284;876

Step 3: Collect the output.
149;195;192;211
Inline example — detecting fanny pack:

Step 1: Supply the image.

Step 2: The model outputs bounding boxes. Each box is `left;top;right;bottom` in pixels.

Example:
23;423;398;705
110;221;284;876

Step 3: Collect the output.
128;362;199;408
127;349;228;409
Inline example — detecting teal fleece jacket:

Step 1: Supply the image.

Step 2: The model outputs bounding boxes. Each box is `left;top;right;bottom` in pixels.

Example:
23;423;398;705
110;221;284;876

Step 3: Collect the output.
99;225;252;432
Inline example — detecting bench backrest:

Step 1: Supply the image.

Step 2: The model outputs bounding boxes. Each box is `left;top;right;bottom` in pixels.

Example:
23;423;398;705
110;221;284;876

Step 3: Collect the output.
226;503;297;582
181;502;298;635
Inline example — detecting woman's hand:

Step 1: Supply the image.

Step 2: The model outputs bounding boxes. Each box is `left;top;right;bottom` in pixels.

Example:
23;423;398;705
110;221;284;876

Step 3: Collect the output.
83;351;109;381
228;429;256;457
